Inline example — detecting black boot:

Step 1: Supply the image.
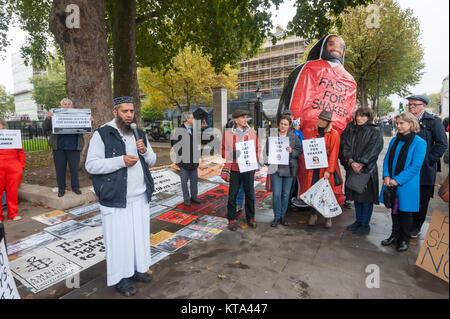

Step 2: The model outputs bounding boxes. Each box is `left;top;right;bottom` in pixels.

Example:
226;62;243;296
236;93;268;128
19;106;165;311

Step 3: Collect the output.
271;218;279;227
381;235;398;246
396;241;409;252
280;217;288;226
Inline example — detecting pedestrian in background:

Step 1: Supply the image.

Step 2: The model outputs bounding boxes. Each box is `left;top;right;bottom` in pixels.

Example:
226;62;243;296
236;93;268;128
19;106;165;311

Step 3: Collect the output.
406;95;448;238
341;107;383;235
43;98;85;197
0;119;25;222
171;112;201;206
265;115;302;227
380;112;426;252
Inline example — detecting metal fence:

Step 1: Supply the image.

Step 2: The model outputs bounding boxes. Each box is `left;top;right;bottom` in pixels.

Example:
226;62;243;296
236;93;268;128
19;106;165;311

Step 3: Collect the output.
7;120;51;152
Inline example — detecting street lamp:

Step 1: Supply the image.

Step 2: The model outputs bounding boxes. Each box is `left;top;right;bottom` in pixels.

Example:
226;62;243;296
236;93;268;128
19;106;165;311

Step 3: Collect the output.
255;84;262;128
376;60;381;119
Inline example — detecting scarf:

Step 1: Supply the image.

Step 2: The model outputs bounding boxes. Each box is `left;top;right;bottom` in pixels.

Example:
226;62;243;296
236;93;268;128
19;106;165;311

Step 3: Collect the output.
388;132;416;178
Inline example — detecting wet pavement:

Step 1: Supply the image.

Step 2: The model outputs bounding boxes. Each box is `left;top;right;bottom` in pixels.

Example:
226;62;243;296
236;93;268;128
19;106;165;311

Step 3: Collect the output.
2;137;449;299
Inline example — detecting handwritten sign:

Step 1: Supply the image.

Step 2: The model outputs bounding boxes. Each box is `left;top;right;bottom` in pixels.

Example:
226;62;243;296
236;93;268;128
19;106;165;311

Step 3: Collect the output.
0;130;22;149
0;239;20;299
303;138;328;170
236;140;258;173
152;169;181;194
416;210;449;282
268;137;289;165
51;108;92;134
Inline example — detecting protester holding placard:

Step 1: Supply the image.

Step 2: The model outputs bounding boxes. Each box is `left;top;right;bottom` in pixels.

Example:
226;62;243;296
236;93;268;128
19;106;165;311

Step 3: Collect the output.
380;112;426;252
341;107;383;236
85;96;156;296
222;109;260;231
0;119;25;222
265;115;302;227
302;110;344;229
43;98;88;197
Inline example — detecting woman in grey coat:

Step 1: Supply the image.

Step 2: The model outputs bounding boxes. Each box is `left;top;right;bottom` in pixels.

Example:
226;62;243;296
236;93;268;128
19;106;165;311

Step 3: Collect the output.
265;115;302;227
341;106;383;235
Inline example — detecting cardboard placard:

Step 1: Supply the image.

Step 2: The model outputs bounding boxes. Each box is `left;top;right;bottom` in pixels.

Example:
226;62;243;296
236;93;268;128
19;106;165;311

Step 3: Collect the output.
303;137;328;170
268;136;289;165
416;210;449;282
51;108;92;134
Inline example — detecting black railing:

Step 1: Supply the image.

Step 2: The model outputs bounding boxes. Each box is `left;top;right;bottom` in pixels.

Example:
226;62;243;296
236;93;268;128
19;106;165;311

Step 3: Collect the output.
6;120;51;152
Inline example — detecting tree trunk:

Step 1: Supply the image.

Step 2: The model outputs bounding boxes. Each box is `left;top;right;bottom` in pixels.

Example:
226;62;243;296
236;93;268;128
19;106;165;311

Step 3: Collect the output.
111;0;142;126
49;0;113;166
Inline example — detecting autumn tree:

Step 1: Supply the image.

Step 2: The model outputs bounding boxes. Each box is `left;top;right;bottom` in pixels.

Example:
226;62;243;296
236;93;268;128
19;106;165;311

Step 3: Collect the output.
138;47;238;112
338;0;425;107
422;93;440;113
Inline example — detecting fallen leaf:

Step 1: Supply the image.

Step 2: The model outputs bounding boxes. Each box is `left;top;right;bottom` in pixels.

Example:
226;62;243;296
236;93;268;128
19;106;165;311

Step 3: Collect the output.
234;260;241;264
218;274;227;280
410;241;417;246
146;270;153;274
297;220;306;224
49;290;56;295
44;206;49;209
206;266;211;271
22;294;34;299
240;224;248;229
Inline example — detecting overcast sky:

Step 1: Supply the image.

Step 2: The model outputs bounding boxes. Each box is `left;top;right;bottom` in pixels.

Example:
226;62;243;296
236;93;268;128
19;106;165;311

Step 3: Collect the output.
1;0;448;106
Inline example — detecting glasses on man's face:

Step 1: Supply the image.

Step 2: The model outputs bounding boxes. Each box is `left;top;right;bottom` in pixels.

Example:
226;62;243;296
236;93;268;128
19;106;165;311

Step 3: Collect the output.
407;103;424;108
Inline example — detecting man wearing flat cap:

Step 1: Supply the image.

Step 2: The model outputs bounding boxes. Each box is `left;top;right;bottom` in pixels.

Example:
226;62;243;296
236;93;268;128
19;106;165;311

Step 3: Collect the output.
406;95;447;238
85;96;157;296
222;109;260;231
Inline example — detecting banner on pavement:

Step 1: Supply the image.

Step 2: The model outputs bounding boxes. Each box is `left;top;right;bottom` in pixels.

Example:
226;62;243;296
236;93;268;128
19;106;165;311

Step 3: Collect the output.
0;239;20;299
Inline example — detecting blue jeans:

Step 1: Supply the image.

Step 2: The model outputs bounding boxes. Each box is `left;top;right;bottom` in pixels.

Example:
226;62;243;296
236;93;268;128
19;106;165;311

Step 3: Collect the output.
236;184;245;207
354;201;374;227
271;173;294;220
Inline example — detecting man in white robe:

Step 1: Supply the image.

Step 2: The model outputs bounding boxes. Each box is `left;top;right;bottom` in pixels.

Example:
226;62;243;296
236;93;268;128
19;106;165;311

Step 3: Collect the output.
85;96;156;296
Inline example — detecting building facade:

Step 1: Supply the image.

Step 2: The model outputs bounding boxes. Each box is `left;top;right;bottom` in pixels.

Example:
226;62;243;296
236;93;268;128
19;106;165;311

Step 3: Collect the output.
11;50;43;120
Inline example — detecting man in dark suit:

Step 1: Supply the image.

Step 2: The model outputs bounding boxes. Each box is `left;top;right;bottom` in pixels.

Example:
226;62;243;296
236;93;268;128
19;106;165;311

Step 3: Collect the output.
171;112;201;206
406;95;448;238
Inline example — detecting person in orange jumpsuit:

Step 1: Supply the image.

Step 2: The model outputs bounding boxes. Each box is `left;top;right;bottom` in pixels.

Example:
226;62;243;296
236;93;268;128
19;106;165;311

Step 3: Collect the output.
0;119;25;222
302;110;344;229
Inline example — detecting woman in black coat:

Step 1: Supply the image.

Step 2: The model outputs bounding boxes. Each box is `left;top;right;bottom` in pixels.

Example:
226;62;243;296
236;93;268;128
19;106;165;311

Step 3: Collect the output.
341;107;383;235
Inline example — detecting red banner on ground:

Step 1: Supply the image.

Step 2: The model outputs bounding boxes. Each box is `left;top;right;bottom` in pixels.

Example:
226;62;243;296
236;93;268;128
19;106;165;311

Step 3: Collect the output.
156;211;198;225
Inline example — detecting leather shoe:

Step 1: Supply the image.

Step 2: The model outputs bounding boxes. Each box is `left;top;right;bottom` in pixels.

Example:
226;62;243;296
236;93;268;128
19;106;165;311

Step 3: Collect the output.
396;241;409;252
73;189;82;195
116;278;137;297
271;219;279;227
58;190;65;197
381;235;398;246
184;200;191;206
228;222;238;231
131;271;153;283
280;218;288;226
191;198;201;204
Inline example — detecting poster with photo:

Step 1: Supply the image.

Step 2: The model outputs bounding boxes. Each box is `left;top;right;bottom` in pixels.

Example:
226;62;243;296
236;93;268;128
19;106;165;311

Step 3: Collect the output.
6;232;59;257
236;140;258;173
303;138;328;170
32;210;72;226
268;136;289;165
68;202;100;217
44;220;91;239
154;235;191;253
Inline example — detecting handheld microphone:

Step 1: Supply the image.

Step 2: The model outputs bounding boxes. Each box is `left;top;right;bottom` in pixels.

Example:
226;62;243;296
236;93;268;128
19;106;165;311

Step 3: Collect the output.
130;123;140;141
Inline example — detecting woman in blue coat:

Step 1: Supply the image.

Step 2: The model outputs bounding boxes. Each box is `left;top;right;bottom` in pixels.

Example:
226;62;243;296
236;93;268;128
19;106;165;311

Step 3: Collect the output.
379;112;426;252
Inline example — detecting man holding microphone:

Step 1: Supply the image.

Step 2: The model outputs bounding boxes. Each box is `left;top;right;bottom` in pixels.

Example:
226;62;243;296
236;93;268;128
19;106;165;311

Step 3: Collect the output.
85;96;156;297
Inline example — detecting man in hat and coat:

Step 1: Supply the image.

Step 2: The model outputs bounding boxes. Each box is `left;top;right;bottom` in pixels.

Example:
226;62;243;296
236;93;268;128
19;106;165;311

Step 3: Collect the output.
222;109;260;231
406;95;447;238
85;96;156;296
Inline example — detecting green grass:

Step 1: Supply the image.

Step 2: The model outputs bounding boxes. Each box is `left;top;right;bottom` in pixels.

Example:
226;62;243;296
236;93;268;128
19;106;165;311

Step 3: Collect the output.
22;138;51;152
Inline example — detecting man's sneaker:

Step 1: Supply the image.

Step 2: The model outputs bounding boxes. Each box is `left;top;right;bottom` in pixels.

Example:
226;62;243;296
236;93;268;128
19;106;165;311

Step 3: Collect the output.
11;216;22;221
228;221;238;231
131;271;153;283
58;190;65;197
343;200;353;209
346;221;361;231
409;228;421;239
308;214;317;226
247;219;257;228
324;218;332;229
191;198;201;204
116;278;137;297
353;225;370;236
291;198;309;208
236;205;242;213
184;200;191;206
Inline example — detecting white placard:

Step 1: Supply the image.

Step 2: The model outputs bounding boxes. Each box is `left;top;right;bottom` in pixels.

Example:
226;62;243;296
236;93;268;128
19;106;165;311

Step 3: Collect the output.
44;220;91;239
0;239;20;299
6;232;59;257
150;248;170;266
300;178;342;218
268;137;290;165
68;202;100;217
152;169;181;194
236;140;258;173
303;138;328;170
10;247;82;294
51;108;91;134
0;130;22;149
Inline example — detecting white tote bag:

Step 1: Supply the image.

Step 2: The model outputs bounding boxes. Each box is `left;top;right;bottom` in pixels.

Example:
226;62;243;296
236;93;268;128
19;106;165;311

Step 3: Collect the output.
300;178;342;218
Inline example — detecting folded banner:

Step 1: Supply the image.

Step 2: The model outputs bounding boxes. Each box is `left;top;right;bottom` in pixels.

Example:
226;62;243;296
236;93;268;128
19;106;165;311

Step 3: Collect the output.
300;178;342;218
